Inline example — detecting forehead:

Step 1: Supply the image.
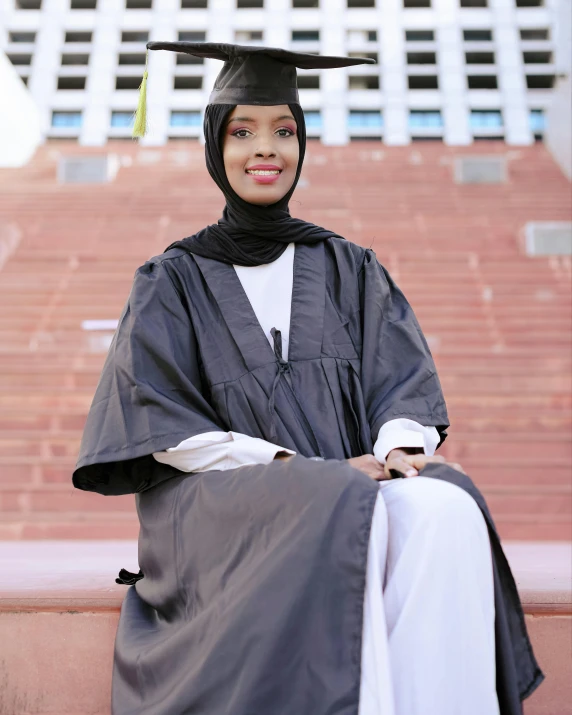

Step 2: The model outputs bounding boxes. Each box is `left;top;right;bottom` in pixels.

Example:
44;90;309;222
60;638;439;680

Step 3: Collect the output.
226;105;295;123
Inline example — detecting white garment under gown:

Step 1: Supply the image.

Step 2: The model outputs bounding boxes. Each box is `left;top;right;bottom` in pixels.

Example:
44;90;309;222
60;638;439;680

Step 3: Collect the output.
152;243;499;714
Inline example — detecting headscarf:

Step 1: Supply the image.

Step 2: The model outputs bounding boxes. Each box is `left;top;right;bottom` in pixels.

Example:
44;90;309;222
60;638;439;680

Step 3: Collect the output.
165;103;341;266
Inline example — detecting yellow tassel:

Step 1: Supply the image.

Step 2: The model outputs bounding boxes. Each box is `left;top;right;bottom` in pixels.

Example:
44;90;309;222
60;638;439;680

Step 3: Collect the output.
132;50;149;138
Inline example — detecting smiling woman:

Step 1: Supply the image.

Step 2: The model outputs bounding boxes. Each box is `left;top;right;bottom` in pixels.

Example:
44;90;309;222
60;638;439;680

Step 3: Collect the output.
222;104;299;206
74;41;543;715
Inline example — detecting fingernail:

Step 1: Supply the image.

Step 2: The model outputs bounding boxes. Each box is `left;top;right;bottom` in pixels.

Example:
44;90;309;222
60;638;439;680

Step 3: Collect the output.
406;469;417;477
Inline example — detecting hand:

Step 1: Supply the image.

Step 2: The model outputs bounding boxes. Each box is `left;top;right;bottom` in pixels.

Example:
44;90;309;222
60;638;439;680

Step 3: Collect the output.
384;448;467;479
347;454;386;481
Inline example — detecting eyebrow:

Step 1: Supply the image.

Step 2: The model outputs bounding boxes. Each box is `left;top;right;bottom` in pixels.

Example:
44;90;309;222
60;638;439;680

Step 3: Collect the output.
227;115;296;124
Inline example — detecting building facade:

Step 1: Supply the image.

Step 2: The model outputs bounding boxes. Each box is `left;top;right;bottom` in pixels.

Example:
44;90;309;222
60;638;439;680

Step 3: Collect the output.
0;0;564;146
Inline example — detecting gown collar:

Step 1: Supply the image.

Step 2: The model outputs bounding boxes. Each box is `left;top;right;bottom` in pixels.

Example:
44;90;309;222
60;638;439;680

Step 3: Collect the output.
193;241;326;371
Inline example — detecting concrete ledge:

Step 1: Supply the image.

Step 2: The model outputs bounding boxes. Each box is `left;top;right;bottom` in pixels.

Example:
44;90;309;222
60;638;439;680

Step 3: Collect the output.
0;541;570;715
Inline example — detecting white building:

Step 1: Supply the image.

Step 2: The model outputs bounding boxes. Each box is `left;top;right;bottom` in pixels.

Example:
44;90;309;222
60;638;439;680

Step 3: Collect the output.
0;0;564;146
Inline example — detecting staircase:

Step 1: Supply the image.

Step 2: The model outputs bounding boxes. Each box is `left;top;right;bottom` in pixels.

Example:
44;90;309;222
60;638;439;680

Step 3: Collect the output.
0;140;570;540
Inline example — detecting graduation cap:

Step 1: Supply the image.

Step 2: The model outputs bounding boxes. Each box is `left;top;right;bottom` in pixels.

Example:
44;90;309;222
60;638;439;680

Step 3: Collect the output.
132;42;376;138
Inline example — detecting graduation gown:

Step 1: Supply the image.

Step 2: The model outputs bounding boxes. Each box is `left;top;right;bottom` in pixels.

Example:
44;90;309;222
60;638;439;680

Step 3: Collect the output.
73;238;543;714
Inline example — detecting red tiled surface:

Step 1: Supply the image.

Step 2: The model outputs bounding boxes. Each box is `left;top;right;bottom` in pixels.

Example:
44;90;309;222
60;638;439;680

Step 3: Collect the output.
0;140;570;540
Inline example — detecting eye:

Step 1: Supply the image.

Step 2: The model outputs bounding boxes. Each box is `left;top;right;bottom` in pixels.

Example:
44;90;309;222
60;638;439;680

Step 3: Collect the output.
232;129;252;138
277;128;295;137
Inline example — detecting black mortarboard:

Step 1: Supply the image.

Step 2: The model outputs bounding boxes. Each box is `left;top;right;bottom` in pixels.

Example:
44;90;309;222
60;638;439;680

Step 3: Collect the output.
132;42;376;137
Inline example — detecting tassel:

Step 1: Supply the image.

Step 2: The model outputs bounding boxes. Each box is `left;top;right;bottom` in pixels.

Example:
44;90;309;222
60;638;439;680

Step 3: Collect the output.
132;49;149;138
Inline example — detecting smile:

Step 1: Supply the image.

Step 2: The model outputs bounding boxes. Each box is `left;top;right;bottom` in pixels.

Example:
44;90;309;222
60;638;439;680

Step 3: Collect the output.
246;170;281;175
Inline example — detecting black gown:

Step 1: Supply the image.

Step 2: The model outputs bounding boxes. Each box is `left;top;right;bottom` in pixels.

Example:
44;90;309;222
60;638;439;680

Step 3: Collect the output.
73;238;543;714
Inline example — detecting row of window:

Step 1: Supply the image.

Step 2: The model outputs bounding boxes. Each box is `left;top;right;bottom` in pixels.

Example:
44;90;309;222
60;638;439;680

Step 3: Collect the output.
52;108;546;132
14;0;548;10
7;49;555;68
30;73;554;91
6;27;552;45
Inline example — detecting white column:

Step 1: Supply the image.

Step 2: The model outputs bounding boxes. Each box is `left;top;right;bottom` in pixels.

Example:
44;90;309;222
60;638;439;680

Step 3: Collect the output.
491;0;533;145
321;0;348;145
27;0;68;141
81;0;119;146
141;0;178;146
434;0;471;145
380;0;408;145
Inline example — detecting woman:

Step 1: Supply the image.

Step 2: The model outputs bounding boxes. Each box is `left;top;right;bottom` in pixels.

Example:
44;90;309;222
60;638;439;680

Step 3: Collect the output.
73;43;543;715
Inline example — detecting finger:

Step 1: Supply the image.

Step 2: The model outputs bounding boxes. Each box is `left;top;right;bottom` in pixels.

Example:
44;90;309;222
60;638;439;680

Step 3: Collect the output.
402;454;446;470
385;458;418;479
450;462;466;474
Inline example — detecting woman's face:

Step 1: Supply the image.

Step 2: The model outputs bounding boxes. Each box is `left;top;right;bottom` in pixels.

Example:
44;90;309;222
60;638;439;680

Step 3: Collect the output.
222;104;299;206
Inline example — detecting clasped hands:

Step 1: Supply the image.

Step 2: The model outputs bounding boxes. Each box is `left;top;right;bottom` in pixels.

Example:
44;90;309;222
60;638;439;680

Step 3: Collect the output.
275;448;466;481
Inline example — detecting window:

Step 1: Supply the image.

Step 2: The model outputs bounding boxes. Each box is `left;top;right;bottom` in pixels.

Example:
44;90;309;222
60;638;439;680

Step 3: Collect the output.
409;110;442;128
405;30;434;41
349;76;380;89
170;111;202;127
292;30;320;41
460;0;487;6
70;0;97;8
181;0;207;6
9;31;36;42
118;53;147;65
347;30;377;42
470;109;502;128
126;0;152;7
403;0;431;6
467;75;497;89
237;0;263;6
65;31;92;42
408;75;438;89
61;53;89;65
7;53;32;65
116;76;142;89
122;31;149;42
407;52;436;64
111;111;135;128
465;52;495;63
348;110;382;128
520;28;549;40
463;29;492;41
526;75;555;89
235;30;264;42
348;0;375;6
303;111;322;129
297;75;320;89
178;31;206;41
529;109;545;133
515;0;543;6
52;111;82;127
174;76;203;89
15;1;42;8
293;0;319;6
523;51;552;63
58;76;86;89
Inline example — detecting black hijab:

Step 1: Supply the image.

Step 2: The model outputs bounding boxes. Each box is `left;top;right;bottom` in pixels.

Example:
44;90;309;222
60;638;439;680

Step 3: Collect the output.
165;103;341;266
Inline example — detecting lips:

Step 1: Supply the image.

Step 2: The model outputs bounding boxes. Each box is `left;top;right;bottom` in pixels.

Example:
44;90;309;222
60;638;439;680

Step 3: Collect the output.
245;165;283;184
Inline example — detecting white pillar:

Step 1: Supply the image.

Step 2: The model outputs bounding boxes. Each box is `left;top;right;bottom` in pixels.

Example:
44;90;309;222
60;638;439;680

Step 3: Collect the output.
380;0;408;145
435;0;471;145
491;0;533;145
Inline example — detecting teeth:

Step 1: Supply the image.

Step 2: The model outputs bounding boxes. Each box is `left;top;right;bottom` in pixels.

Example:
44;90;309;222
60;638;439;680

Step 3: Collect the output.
246;170;280;175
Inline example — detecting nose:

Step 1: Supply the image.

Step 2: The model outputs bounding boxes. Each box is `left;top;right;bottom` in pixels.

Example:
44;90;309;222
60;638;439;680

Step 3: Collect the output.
255;137;277;158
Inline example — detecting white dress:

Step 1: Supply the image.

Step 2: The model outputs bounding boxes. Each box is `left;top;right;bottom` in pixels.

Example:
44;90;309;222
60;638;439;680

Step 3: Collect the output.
153;243;499;715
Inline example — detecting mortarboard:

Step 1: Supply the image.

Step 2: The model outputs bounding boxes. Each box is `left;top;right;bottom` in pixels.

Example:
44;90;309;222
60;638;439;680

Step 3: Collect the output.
132;42;376;138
